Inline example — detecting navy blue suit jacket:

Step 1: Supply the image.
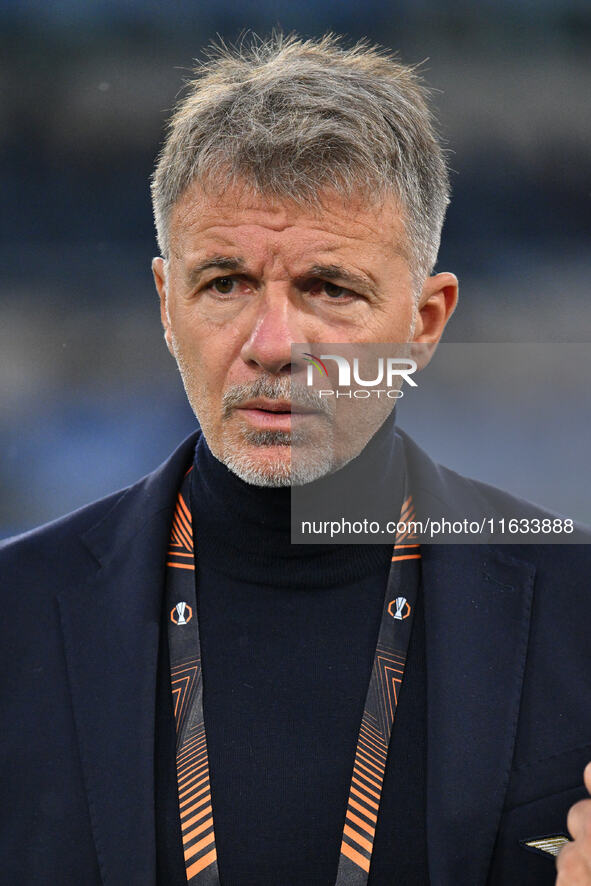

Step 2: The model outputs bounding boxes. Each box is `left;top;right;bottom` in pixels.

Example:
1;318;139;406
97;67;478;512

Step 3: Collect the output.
2;428;591;885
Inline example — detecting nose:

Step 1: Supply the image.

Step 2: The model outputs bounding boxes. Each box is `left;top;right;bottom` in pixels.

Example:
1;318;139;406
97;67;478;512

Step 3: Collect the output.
239;292;307;376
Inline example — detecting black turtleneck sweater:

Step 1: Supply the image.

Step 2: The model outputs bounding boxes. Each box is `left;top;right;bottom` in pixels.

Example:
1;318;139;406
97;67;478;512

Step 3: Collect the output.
155;412;429;885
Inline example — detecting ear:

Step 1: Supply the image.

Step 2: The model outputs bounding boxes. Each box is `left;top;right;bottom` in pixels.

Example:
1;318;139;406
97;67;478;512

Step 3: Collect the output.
410;272;458;369
413;271;458;343
152;257;174;356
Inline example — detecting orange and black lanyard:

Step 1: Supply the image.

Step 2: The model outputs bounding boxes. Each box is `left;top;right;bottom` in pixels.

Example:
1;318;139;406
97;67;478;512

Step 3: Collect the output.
165;466;421;884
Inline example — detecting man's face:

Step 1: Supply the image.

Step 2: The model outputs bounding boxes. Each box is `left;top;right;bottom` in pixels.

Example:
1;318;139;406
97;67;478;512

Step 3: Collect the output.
153;180;457;485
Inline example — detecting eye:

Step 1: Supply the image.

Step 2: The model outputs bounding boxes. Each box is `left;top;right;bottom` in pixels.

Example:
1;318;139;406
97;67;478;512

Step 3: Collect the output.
311;279;358;303
324;281;347;299
211;276;236;294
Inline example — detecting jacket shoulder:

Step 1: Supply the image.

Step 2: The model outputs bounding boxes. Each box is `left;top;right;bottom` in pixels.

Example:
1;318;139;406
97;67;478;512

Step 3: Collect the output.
0;486;130;573
0;431;201;581
395;425;591;546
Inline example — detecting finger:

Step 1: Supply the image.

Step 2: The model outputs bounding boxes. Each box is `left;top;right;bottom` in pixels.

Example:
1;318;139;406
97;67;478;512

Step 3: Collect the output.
584;762;591;795
556;842;591;884
567;798;591;840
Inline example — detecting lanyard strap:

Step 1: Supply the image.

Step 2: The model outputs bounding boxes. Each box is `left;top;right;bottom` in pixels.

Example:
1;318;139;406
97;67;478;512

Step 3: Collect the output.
165;465;421;885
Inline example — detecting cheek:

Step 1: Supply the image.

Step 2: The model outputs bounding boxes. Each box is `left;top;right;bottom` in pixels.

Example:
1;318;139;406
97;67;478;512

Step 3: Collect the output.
171;317;242;401
170;304;215;368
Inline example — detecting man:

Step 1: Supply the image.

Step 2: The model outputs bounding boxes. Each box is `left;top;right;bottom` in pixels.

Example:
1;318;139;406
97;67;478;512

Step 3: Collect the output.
1;33;591;886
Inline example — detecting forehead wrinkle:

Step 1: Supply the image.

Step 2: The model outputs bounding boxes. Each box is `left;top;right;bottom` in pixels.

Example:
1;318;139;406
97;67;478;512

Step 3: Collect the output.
171;189;408;251
172;193;401;246
173;200;297;240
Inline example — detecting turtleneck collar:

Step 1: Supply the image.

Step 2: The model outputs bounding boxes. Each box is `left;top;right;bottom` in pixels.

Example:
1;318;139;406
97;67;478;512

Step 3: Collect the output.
189;409;404;588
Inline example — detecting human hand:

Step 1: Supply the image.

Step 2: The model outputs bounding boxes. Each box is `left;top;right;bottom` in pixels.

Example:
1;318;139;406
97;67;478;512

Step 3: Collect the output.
555;763;591;884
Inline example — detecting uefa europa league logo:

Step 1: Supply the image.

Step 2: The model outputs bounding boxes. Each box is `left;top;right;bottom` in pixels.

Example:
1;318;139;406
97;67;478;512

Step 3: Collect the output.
387;596;411;620
170;600;193;625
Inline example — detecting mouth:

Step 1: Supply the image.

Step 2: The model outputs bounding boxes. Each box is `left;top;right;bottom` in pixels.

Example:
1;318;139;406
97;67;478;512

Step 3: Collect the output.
235;399;322;431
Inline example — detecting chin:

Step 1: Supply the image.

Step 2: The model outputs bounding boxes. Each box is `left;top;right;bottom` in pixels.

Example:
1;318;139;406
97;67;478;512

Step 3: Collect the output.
225;454;292;487
222;444;337;488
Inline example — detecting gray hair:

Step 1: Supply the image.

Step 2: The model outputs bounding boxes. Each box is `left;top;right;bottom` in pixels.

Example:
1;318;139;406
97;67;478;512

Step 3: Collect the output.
151;32;450;287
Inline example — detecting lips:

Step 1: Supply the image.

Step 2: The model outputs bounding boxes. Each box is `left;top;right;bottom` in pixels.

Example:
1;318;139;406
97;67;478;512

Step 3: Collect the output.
237;399;319;415
235;399;321;431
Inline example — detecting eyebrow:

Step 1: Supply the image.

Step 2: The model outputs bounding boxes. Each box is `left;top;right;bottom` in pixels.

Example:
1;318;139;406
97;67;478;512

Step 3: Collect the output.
303;264;376;295
186;256;247;286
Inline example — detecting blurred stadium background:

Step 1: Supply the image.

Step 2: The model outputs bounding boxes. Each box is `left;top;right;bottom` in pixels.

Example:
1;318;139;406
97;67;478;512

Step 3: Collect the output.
1;0;590;536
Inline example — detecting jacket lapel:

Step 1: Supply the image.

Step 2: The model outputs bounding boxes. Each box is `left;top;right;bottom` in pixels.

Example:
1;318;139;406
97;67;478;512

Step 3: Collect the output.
57;434;198;886
397;426;538;884
422;543;535;886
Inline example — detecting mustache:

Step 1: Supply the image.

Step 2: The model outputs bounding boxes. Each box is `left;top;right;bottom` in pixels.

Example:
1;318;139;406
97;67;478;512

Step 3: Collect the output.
221;375;333;419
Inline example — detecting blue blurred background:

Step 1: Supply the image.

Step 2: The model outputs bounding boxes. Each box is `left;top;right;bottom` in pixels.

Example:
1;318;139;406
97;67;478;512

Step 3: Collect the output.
1;0;590;537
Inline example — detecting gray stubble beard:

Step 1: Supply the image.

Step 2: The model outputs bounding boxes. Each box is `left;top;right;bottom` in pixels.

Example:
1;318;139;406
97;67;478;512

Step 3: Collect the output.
221;423;338;487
